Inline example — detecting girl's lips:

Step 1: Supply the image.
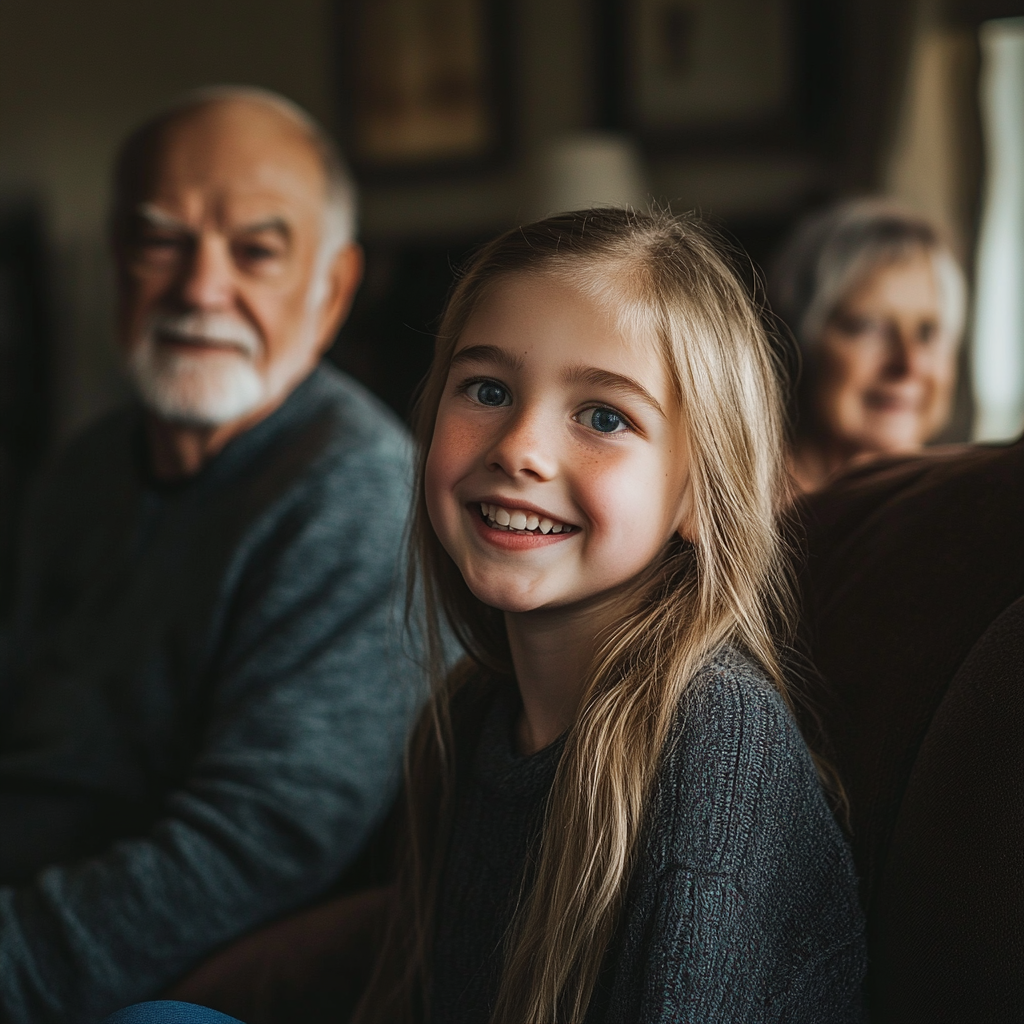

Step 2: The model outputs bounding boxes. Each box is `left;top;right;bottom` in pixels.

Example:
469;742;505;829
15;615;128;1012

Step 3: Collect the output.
468;506;577;549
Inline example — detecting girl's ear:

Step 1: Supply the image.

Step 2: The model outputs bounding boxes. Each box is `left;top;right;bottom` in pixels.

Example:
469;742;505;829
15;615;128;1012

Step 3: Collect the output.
675;478;697;542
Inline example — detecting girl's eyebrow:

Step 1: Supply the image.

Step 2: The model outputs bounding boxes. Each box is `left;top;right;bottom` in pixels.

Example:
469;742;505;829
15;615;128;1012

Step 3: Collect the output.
563;364;666;418
449;344;524;372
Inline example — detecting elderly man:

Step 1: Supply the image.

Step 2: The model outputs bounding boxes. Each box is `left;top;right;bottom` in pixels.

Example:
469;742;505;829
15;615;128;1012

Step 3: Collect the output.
0;89;419;1023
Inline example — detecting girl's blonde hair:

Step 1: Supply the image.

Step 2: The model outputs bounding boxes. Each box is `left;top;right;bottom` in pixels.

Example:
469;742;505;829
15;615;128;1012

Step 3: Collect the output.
356;208;795;1024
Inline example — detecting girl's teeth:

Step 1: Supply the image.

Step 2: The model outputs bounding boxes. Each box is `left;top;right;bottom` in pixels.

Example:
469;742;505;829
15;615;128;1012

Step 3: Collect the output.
480;503;572;535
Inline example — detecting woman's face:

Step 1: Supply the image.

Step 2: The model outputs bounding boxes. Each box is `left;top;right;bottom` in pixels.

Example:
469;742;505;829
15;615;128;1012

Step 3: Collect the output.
811;253;958;456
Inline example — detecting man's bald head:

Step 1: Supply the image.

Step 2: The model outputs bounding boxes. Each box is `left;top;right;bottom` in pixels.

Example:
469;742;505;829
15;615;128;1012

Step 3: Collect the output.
113;87;356;256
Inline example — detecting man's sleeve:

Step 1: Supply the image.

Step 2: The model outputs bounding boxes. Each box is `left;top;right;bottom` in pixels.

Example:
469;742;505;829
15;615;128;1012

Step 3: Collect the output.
0;444;424;1024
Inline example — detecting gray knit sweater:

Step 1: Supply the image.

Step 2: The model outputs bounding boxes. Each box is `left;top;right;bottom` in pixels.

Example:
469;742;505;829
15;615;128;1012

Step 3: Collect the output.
430;648;867;1023
0;365;422;1023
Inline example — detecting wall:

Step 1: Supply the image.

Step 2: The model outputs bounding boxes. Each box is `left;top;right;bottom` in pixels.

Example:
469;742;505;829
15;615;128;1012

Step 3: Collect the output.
0;0;336;439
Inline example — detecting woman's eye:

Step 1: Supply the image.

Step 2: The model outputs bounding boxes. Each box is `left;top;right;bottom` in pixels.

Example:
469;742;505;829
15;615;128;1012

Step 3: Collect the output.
833;312;882;339
467;381;511;407
579;407;627;433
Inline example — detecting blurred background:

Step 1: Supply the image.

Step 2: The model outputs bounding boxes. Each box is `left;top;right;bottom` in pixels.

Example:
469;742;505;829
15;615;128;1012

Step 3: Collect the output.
1;0;1023;591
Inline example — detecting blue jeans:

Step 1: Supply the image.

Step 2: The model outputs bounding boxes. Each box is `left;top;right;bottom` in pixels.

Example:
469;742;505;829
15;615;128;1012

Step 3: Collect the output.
102;1002;243;1024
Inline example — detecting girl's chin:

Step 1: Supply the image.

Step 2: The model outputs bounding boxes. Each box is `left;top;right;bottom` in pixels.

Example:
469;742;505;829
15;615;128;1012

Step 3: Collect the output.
465;585;548;615
461;572;564;615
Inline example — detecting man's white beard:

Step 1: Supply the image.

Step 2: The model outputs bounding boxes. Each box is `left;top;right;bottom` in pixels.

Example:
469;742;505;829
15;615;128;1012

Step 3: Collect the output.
127;312;268;427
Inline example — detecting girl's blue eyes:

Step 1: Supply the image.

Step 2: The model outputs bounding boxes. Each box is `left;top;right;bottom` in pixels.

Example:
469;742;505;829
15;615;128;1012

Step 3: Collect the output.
465;380;629;435
468;381;511;407
579;407;626;433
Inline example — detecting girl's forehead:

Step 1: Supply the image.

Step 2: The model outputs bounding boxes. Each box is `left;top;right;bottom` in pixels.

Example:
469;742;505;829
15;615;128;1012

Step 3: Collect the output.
452;270;681;415
459;269;662;359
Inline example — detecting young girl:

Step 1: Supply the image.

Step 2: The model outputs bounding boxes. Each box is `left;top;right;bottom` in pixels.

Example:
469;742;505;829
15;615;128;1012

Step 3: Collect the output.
357;208;866;1024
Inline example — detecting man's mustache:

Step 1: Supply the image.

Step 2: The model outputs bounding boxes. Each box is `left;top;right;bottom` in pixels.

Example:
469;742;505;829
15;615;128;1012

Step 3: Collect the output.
146;312;261;358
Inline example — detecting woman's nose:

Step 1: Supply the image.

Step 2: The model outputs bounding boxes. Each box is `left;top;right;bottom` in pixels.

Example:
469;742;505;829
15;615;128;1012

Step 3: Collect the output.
484;409;558;480
882;323;930;379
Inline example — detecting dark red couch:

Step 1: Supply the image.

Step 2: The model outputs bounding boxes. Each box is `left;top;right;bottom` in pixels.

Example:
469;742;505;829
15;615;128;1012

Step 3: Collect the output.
798;438;1024;1023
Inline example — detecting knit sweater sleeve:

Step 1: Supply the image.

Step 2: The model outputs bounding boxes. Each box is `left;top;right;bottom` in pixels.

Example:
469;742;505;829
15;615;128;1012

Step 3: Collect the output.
605;650;866;1024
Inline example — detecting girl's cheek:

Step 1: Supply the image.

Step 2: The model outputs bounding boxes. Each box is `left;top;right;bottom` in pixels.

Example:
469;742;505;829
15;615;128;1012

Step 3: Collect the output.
430;408;496;481
425;411;484;512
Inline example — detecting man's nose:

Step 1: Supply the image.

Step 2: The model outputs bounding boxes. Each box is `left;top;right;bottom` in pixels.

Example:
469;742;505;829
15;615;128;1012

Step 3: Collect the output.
485;409;558;481
178;234;235;310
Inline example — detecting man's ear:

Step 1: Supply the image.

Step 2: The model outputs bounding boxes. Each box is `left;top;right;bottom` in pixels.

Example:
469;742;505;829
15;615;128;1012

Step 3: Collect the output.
314;243;364;354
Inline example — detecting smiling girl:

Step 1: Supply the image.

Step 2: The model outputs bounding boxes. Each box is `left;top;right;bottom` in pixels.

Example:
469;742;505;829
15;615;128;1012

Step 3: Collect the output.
356;209;866;1024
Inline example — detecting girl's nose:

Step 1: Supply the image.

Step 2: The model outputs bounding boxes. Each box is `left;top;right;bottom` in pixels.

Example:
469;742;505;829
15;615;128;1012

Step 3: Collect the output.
485;410;558;480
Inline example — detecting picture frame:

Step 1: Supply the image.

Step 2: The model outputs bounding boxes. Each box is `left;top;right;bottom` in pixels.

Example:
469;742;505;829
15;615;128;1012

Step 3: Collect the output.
597;0;836;153
335;0;513;179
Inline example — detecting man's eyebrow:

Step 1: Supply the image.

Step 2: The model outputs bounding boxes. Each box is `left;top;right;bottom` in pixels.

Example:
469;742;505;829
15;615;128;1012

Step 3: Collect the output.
563;364;666;417
449;345;524;373
236;217;291;239
136;203;189;231
133;205;290;240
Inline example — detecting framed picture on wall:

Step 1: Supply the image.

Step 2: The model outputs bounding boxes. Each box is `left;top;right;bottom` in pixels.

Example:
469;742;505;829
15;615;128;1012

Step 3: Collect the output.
336;0;513;178
599;0;831;151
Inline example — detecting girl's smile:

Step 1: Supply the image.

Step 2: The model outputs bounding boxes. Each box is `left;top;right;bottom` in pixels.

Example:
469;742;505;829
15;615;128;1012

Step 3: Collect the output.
425;271;692;617
470;498;579;550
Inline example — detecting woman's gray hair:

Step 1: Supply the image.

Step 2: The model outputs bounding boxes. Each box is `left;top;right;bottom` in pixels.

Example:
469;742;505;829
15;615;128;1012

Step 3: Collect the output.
769;198;966;351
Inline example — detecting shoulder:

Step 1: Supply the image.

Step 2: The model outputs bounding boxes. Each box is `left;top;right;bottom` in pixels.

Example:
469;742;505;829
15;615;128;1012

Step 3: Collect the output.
246;366;413;536
653;646;837;872
23;405;139;527
671;645;800;773
308;364;411;463
41;405;138;484
285;365;413;506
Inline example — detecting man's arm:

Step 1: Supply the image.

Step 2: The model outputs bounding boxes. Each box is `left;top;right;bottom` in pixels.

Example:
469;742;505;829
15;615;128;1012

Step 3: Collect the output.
0;449;423;1024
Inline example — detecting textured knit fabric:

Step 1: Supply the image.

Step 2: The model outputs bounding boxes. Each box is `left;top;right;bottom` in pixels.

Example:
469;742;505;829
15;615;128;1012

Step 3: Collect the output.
430;647;867;1024
102;1002;242;1024
0;364;422;1024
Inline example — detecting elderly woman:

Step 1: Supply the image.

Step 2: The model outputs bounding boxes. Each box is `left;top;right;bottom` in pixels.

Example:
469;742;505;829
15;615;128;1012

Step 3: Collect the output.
771;199;967;492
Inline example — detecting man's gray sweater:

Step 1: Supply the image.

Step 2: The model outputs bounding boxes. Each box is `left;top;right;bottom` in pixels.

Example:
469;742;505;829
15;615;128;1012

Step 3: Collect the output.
0;364;421;1023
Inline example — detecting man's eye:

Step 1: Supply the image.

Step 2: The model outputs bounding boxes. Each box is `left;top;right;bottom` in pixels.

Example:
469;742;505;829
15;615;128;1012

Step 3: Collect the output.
236;243;278;261
579;407;627;433
132;235;189;267
467;381;511;407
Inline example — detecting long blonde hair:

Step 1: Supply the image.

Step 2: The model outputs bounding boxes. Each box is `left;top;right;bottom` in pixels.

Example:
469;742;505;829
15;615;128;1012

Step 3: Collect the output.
356;208;795;1024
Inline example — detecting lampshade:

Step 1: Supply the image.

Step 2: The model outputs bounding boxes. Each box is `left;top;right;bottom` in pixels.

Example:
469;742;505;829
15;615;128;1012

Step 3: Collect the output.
524;132;649;221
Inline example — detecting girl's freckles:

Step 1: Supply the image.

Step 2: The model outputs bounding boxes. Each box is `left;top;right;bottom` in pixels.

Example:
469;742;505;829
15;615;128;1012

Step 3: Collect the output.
434;417;490;459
